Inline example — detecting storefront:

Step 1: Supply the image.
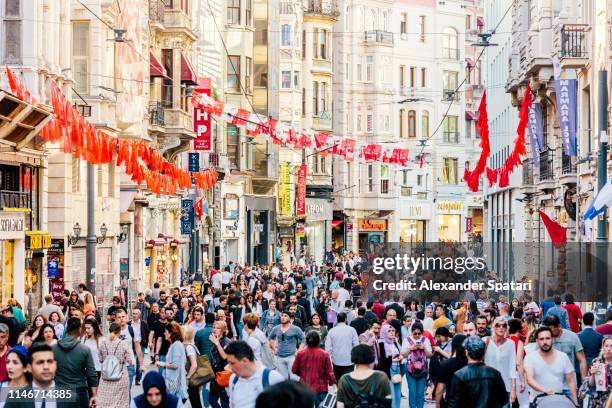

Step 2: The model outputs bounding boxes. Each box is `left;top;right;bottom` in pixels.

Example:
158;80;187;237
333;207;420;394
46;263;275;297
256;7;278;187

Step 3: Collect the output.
25;230;51;316
245;196;276;266
304;198;332;264
145;238;169;288
436;201;463;242
0;212;26;305
400;203;431;243
358;219;387;250
466;195;484;241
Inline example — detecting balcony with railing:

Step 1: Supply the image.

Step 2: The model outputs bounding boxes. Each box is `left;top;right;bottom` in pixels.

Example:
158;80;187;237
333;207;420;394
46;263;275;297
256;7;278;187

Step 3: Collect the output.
559;24;589;68
443;132;459;144
539;149;554;184
560;152;577;185
0;190;30;209
304;0;339;19
312;112;332;131
149;102;165;128
364;30;393;46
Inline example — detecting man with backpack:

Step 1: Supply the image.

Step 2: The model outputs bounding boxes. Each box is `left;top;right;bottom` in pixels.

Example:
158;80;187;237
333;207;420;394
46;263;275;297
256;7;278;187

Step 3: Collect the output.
336;344;392;408
226;341;284;408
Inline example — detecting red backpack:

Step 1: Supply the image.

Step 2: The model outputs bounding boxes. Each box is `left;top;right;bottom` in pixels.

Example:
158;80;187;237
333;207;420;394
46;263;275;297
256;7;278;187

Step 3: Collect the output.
406;337;429;377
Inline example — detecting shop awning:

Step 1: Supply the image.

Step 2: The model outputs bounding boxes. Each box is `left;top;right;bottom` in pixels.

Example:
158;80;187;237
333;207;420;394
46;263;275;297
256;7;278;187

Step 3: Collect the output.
147;238;167;248
465;111;476;121
331;220;343;228
466;58;475;68
150;52;167;78
120;190;137;213
180;53;198;85
171;238;189;246
157;232;173;240
477;16;484;27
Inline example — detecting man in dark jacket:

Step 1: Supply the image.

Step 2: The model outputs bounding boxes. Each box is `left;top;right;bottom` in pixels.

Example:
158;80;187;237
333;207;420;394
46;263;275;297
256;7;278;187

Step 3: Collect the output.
194;312;216;359
447;336;508;408
52;318;98;408
350;307;370;336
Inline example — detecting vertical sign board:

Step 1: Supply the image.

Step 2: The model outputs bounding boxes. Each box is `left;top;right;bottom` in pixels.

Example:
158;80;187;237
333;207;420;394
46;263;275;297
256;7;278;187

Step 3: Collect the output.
188;152;200;172
279;163;292;216
193;87;212;151
296;164;307;216
466;217;473;233
47;239;65;302
181;199;195;235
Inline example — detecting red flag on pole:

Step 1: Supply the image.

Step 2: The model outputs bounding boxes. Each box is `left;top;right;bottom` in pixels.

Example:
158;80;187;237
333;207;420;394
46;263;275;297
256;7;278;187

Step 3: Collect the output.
537;209;567;247
194;197;204;220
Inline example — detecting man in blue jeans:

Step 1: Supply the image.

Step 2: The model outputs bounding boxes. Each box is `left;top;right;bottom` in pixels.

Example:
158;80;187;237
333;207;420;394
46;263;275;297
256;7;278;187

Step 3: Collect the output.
116;308;145;395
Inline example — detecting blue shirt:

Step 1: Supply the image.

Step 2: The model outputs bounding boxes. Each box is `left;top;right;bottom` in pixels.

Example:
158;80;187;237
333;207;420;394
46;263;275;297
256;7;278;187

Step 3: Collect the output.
578;327;603;367
541;299;555;317
545;305;570;329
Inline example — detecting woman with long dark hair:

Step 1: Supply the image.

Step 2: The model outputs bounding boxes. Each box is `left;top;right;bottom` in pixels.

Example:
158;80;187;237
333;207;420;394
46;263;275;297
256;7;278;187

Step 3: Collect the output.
305;313;328;348
81;318;104;378
39;323;58;346
22;315;47;347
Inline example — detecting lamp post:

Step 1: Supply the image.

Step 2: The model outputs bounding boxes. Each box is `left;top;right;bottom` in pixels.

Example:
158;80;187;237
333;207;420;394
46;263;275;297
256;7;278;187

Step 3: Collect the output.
86;164;95;293
596;69;608;309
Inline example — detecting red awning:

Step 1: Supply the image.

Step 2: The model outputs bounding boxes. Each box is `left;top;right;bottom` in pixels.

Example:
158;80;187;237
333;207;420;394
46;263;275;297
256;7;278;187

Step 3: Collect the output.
150;52;166;78
466;111;476;121
466;58;475;68
157;233;173;240
477;16;484;27
171;238;190;246
147;238;167;247
331;220;343;228
181;53;198;85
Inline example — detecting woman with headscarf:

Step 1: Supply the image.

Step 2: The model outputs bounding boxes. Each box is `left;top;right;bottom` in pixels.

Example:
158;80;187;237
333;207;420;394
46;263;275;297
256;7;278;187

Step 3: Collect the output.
131;371;183;408
378;324;404;408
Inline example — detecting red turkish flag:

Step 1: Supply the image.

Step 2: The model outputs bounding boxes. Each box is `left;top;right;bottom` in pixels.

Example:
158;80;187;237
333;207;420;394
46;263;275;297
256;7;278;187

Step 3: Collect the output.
194;197;204;220
537;209;567;247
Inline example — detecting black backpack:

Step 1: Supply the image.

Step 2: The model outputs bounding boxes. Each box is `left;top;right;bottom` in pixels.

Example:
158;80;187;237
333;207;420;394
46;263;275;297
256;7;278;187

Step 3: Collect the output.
342;373;390;408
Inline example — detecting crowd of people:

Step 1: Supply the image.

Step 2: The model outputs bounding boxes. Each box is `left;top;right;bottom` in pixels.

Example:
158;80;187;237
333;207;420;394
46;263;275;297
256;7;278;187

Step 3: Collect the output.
0;251;608;408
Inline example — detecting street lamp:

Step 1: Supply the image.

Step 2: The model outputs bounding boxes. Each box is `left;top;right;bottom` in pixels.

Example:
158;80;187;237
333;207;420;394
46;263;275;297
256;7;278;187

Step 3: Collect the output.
118;224;129;243
96;223;108;245
67;222;81;246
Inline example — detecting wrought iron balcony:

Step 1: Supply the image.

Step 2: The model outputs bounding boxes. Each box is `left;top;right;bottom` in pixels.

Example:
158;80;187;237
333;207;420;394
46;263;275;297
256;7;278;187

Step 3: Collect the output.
304;0;339;18
0;190;30;209
149;0;165;25
562;153;577;175
561;24;588;58
522;159;534;186
149;102;165;127
539;150;554;181
364;30;393;45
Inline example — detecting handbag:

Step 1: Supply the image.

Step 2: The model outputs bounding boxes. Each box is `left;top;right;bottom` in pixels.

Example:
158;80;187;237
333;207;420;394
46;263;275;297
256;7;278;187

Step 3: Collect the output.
186;345;215;387
215;369;233;388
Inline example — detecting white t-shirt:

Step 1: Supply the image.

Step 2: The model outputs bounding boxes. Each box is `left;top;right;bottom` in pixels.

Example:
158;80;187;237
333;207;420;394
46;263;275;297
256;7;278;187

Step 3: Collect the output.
484;338;517;392
221;271;233;284
119;327;136;363
228;365;284;408
524;350;574;401
243;328;267;362
81;337;102;372
191;321;206;333
422;317;434;335
211;273;223;290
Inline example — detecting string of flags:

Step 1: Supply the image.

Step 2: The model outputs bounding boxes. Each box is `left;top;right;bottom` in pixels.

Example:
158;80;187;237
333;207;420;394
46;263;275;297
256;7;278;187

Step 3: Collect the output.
191;92;411;167
4;67;218;196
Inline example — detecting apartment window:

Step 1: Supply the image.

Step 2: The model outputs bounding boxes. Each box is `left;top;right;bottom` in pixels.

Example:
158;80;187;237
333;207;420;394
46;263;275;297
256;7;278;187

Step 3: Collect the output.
227;55;240;91
442;158;458;184
281;70;291;88
319;29;328;59
421;110;429;138
357;62;363;81
443;70;458;96
245;0;252;26
400;13;407;34
313;81;319;114
245;57;252;92
254;63;267;87
410;67;415;87
320;82;327;112
417;174;423;186
366;56;373;82
443;116;459;143
367;164;374;192
227;0;240;24
313;28;319;58
408;110;416;138
421;68;426;87
301;89;306;116
302;29;306;58
281;24;291;46
357;114;362;132
161;49;173;107
399;65;406;89
418;16;425;42
466;119;472;138
442;27;459;59
466;14;471;30
226;125;240;168
402;170;409;185
72;158;80;193
345;62;350;81
380;165;389;194
366;114;373;133
3;0;21;64
399;109;406;138
108;163;115;198
72;21;89;94
294;70;299;88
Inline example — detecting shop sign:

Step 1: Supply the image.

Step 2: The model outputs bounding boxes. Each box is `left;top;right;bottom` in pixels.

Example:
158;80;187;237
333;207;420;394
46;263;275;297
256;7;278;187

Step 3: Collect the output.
295;223;305;237
466;217;473;233
296;164;307;216
306;199;332;221
467;195;483;207
47;239;65;302
193;87;212;151
358;219;387;231
188;153;200;172
402;203;431;219
25;231;52;250
346;223;353;231
181;199;194;235
436;201;463;212
279;163;293;216
0;212;24;240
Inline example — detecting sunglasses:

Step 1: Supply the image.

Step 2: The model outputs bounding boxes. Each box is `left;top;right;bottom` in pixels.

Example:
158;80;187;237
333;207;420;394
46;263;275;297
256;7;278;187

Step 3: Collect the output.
412;331;422;335
495;323;508;328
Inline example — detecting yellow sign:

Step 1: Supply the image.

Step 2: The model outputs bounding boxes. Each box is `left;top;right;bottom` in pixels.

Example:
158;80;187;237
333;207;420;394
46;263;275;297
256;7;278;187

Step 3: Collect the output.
358;219;387;231
279;163;293;216
436;201;463;212
26;231;52;249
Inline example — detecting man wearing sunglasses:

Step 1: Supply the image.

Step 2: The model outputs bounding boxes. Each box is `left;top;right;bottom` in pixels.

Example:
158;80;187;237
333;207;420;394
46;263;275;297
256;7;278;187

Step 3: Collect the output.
482;317;517;406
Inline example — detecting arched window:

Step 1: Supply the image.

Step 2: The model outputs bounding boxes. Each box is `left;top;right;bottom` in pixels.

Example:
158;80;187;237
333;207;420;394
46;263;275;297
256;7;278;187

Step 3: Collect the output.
408;110;416;138
281;24;292;46
366;9;375;31
421;111;429;138
442;27;458;59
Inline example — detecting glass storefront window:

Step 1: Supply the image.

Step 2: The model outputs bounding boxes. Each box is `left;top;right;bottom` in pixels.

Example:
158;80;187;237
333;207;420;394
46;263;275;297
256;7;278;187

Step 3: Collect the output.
438;214;461;242
400;220;426;243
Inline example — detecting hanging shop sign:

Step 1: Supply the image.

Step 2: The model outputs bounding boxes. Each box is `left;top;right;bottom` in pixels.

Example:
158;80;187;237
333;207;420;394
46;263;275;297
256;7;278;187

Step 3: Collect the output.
296;164;307;216
358;219;387;231
181;199;194;235
47;239;65;301
25;231;52;250
295;223;305;238
466;217;473;233
188;153;200;172
193;87;212;151
279;163;292;216
554;77;577;156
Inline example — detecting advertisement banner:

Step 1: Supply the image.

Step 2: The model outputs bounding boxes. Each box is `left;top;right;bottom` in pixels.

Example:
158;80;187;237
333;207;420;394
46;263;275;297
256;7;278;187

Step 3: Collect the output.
466;217;473;233
296;164;307;216
47;239;65;301
554;77;577;156
528;103;544;166
193;88;212;151
181;199;194;235
279;163;292;216
188;152;200;172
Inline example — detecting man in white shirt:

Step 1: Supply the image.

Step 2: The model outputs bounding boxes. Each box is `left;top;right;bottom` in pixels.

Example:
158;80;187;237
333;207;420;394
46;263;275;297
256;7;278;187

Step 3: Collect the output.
221;267;233;288
337;283;350;304
325;312;359;381
28;342;61;408
211;270;222;291
484;317;517;404
226;341;284;408
38;295;65;322
524;326;578;405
